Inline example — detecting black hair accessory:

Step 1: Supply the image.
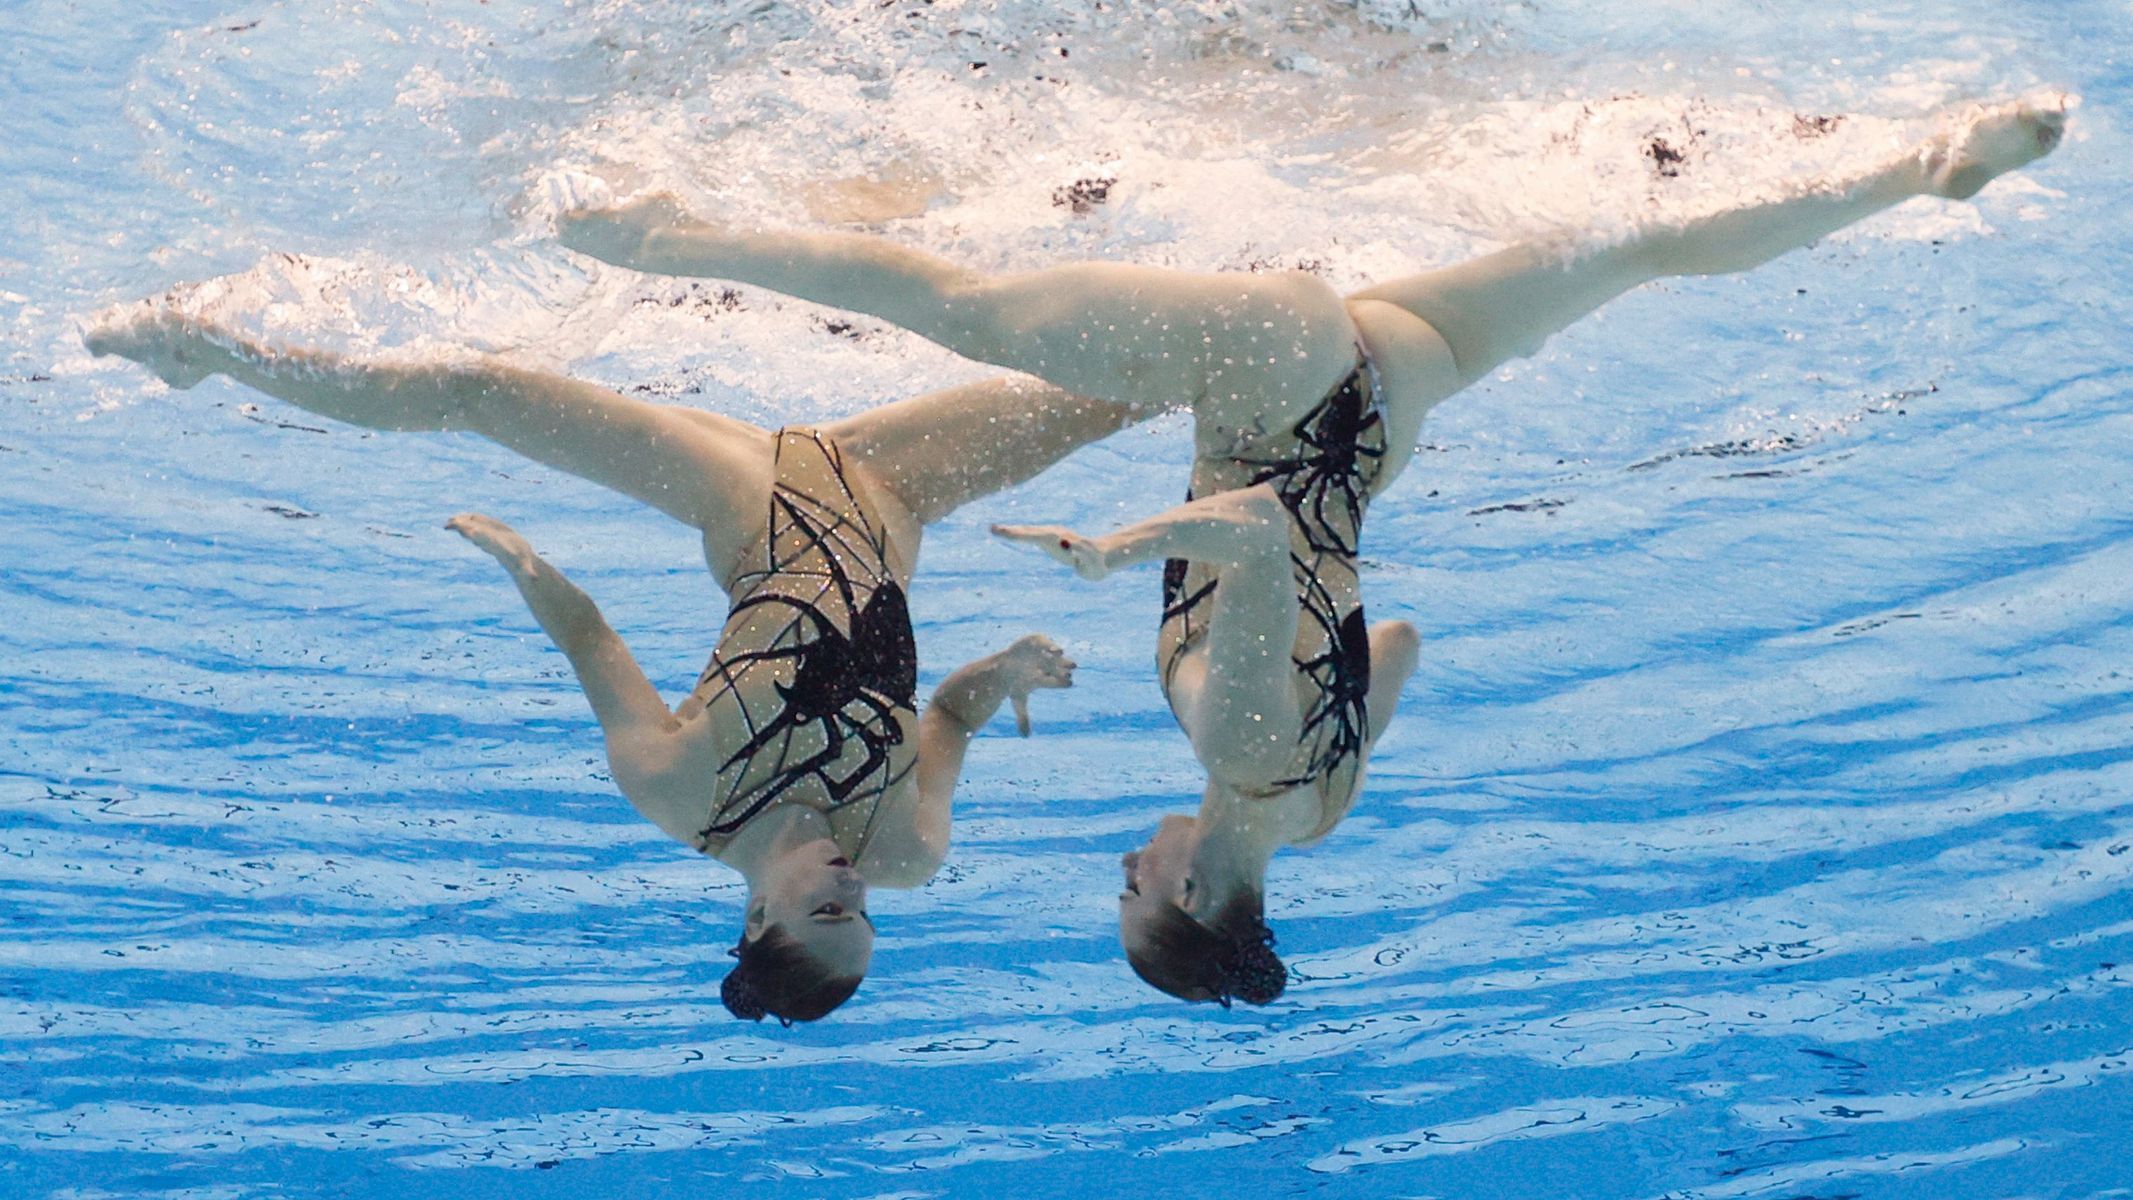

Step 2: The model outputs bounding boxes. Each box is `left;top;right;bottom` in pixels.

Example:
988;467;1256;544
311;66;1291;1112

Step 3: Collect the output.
721;962;769;1022
1217;917;1288;1006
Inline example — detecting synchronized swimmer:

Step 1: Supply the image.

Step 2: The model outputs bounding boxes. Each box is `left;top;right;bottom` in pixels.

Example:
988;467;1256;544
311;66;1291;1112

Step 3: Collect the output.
91;94;2065;1017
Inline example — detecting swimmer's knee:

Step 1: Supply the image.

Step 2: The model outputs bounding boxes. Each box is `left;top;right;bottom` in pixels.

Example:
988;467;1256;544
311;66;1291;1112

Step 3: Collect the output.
930;274;1020;357
1371;619;1422;675
1372;618;1419;651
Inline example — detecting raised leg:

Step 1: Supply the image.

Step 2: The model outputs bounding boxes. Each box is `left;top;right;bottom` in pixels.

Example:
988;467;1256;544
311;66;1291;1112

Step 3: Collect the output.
1346;96;2070;477
559;196;1360;426
818;375;1152;525
997;485;1303;788
87;306;775;580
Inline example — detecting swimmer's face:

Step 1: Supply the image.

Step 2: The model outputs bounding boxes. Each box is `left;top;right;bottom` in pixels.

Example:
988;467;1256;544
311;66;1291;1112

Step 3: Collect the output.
750;842;874;978
1118;813;1202;930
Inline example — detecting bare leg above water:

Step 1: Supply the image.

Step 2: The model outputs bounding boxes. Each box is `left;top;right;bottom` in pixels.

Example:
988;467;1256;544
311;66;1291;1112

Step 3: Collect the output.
85;307;775;577
559;196;1361;426
1346;96;2071;477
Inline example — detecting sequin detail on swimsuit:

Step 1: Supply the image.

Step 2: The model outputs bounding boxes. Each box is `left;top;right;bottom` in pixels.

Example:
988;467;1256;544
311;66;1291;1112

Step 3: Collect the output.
693;429;918;857
1159;355;1388;803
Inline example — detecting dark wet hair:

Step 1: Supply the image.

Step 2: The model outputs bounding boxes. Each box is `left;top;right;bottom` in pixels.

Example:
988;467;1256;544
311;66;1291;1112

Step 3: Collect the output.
721;925;863;1025
1124;893;1286;1007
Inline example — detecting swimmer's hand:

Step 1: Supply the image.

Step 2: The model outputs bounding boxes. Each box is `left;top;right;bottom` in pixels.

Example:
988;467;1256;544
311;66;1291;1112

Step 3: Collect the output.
84;303;227;390
998;633;1076;737
556;192;695;266
992;523;1110;582
1926;93;2073;201
446;512;537;574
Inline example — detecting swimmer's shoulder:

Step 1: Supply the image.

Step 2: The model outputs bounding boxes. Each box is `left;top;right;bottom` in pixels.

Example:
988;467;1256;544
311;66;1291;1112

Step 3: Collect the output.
603;705;724;847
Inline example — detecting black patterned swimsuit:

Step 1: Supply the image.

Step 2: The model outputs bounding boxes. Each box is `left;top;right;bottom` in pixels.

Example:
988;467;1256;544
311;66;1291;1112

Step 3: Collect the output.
692;429;918;859
1158;354;1389;831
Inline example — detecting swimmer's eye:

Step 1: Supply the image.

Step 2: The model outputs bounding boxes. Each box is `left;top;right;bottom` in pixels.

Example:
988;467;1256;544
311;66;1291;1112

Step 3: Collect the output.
812;903;845;918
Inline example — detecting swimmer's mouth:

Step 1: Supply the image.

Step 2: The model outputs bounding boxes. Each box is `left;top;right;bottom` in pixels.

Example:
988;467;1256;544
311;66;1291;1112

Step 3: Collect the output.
828;857;851;867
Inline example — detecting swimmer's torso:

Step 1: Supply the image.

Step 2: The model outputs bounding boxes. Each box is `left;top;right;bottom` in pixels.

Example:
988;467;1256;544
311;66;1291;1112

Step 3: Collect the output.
691;429;919;860
1160;356;1388;840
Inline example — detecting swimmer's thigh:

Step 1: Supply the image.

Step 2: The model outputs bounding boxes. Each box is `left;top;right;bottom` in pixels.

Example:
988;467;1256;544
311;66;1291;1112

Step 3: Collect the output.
820;376;1146;524
959;263;1360;432
1348;243;1650;387
461;365;775;573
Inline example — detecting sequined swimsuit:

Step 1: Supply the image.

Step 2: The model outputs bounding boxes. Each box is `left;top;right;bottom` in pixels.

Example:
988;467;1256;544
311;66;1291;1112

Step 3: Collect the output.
692;429;918;859
1158;354;1389;833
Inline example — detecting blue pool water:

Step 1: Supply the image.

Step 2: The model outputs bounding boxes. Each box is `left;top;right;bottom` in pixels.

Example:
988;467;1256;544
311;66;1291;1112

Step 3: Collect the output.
3;1;2129;1196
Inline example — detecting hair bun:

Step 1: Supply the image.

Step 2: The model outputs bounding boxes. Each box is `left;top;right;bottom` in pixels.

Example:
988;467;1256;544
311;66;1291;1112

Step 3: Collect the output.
1222;934;1288;1006
721;967;769;1021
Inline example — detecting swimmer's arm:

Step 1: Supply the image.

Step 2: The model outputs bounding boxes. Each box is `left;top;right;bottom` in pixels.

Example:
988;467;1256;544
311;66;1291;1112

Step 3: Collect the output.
866;636;1076;887
446;514;703;848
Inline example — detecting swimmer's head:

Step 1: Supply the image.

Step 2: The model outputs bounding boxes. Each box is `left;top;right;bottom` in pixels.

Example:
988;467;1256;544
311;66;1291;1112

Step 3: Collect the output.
721;841;872;1023
1117;814;1286;1006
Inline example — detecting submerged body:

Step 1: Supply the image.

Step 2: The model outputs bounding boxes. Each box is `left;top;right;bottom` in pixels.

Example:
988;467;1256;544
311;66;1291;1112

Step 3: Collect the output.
556;95;2068;1004
691;428;921;860
1159;354;1389;822
85;315;1137;1021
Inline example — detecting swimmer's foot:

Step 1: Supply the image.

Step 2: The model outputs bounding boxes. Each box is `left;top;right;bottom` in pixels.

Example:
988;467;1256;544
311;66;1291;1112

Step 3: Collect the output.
556;191;696;265
84;303;229;390
446;512;537;574
991;523;1112;581
1923;94;2071;201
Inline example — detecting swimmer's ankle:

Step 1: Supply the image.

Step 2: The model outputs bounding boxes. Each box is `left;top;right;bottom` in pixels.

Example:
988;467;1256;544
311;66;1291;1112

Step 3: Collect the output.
1922;97;2069;201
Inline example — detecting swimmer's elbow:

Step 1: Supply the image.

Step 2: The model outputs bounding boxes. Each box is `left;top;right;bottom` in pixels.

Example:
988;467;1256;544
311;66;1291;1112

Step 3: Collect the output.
606;729;700;845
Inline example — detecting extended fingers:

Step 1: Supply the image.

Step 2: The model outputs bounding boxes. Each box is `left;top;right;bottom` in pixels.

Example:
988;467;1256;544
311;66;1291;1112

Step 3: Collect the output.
1036;652;1076;688
1007;633;1077;687
992;523;1083;554
991;524;1110;581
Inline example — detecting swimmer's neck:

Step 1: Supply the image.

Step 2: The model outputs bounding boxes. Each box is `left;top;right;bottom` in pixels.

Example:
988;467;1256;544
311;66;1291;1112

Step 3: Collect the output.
716;804;839;893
